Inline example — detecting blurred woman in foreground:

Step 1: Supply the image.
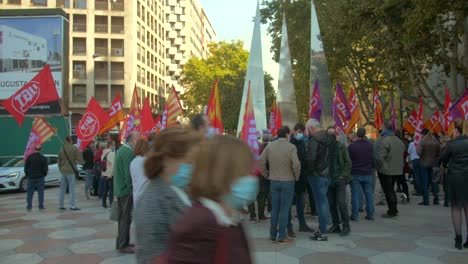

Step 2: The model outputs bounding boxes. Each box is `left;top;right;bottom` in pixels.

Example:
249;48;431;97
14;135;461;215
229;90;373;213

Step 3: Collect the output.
134;127;202;264
161;135;258;264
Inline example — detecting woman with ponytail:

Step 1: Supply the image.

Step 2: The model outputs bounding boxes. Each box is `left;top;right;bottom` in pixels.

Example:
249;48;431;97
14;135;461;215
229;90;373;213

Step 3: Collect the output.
134;126;202;264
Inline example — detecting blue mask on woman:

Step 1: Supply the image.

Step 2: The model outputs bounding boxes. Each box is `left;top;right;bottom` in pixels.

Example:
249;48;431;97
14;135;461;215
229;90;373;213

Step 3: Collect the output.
170;163;193;188
223;176;259;209
296;133;304;140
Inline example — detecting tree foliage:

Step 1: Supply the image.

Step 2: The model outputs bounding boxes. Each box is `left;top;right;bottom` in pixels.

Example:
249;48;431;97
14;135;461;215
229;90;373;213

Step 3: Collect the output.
180;41;276;134
261;0;466;125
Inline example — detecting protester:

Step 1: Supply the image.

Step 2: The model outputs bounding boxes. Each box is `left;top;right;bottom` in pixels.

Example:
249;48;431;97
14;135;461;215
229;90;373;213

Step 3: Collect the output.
130;139;151;207
259;126;300;243
162;136;257;263
248;131;272;222
441;119;468;250
134;127;202;264
101;141;115;208
375;121;406;218
114;131;138;254
327;129;352;236
417;129;441;206
24;145;48;211
439;135;451;207
408;138;422;196
58;136;83;211
93;143;105;197
348;128;375;221
287;123;314;233
82;145;94;200
305;119;336;241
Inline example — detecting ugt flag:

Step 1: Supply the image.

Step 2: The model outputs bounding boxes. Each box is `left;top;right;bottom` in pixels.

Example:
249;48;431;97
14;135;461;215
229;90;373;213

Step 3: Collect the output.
309;79;323;121
99;93;125;135
2;65;59;126
450;90;468;121
24;117;55;159
76;97;110;151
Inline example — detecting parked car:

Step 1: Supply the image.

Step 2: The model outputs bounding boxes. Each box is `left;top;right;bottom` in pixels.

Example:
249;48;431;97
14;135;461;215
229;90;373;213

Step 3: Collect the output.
0;155;61;192
76;164;86;180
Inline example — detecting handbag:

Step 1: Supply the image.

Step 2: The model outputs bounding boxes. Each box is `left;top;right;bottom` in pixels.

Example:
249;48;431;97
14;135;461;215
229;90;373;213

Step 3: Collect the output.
109;202;118;221
63;146;79;178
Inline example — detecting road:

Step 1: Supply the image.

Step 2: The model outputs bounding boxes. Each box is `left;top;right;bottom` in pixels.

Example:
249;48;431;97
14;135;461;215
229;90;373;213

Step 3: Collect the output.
0;181;466;264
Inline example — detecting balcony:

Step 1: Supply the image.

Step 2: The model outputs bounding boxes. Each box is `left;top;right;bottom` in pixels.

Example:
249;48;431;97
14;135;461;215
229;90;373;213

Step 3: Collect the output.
168;47;177;56
73;23;86;32
111;71;124;80
73;48;86;55
111;25;124;34
175;22;183;30
175;7;182;15
179;43;187;51
168;14;176;23
174;37;182;46
174;53;182;62
168;31;177;40
73;70;86;79
95;1;108;10
111;48;124;57
95;24;108;33
168;64;177;73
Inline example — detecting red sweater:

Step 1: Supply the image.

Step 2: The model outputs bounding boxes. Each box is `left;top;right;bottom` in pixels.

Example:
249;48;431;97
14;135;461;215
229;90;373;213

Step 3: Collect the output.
164;202;252;264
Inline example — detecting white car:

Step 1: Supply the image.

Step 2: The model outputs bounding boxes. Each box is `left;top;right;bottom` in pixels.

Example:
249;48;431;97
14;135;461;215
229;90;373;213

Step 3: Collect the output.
0;155;61;192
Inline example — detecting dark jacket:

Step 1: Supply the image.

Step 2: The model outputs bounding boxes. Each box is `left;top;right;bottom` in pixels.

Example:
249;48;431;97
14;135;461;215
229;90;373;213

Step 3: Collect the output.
24;152;48;179
304;130;337;177
290;136;307;191
417;134;441;168
165;202;252;264
441;136;468;177
331;142;352;183
82;147;94;170
348;139;374;175
375;131;406;176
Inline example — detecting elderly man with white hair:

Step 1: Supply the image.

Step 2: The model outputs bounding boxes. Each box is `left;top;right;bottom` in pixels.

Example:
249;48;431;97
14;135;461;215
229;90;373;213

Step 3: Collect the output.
304;119;337;241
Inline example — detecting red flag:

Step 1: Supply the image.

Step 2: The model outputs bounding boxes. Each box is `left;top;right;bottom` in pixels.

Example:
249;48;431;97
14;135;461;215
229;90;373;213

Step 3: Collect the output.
161;85;183;129
120;86;142;141
150;115;162;134
24;117;55;159
309;79;323;121
240;81;260;158
374;87;383;131
334;82;351;122
206;79;224;135
424;111;443;134
403;110;418;134
76;97;110;151
269;99;278;137
344;88;361;134
413;97;424;146
444;87;454;135
99;93;125;135
141;97;155;137
276;102;283;132
2;65;59;126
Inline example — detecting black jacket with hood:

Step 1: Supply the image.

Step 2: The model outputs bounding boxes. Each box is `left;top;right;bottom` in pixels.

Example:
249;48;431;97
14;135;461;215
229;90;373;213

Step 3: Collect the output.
304;130;337;178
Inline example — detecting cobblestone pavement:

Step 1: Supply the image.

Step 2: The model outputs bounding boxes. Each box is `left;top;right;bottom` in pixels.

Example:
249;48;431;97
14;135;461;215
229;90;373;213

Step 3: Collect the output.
0;181;467;264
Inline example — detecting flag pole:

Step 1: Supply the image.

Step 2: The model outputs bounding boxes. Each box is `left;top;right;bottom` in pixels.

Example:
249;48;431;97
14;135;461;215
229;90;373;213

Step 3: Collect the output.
59;98;71;137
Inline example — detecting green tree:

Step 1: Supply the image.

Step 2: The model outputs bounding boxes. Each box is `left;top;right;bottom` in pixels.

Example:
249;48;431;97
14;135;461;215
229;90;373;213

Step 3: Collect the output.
180;40;276;135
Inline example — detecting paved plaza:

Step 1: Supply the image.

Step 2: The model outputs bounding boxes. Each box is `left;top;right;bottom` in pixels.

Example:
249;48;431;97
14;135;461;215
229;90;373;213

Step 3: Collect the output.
0;181;467;264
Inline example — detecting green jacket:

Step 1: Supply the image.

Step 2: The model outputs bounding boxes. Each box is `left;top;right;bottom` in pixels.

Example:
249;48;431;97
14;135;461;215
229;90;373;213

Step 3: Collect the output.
113;144;135;198
331;142;352;183
375;132;406;176
58;143;83;175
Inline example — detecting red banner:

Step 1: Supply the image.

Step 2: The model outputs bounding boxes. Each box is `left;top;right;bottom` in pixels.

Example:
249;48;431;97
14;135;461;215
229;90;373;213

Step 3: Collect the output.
206;79;224;135
99;93;125;135
2;65;59;126
24;117;55;159
373;87;383;131
76;97;110;151
141;97;155;137
403;110;418;134
240;82;260;158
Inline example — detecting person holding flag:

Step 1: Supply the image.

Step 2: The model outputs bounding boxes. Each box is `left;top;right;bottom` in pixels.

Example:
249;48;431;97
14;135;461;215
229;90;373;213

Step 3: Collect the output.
24;145;48;212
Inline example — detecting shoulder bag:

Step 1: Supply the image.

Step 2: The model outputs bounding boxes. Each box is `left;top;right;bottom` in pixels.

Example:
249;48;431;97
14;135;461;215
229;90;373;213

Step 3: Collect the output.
63;146;79;178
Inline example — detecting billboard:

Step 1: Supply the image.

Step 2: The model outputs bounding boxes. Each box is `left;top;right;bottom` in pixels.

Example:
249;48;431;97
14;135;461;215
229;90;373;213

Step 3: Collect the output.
0;16;66;115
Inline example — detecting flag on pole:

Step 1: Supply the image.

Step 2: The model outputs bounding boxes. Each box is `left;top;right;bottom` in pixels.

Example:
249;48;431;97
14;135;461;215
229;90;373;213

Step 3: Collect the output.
141;97;155;137
424;111;443;134
334;82;351;122
344;88;360;134
2;65;59;126
150;115;162;134
403;110;418;134
391;96;396;131
309;79;323;121
450;89;468;121
161;85;183;129
269;99;278;137
76;97;110;151
24;117;56;159
99;93;125;135
240;81;260;158
276;103;283;133
413;97;425;146
206;79;224;135
373;87;383;131
444;87;454;135
332;91;345;135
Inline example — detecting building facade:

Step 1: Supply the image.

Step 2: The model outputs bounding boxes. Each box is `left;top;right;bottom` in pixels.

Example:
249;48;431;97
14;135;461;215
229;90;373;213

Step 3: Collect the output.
165;0;216;93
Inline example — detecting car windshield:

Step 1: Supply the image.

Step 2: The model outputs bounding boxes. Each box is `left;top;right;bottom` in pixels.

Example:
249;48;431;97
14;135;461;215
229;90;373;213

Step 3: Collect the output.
1;157;24;168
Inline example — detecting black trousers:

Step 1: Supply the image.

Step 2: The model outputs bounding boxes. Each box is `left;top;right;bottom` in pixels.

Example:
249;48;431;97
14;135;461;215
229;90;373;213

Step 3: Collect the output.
378;173;399;216
116;194;133;249
328;179;350;227
249;178;268;219
396;174;409;199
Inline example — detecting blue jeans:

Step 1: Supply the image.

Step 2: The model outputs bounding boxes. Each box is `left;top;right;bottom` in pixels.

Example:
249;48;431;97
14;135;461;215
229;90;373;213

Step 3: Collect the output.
59;173;76;208
412;159;422;194
308;176;330;234
26;178;45;209
420;166;439;204
270;181;294;240
84;169;93;196
351;175;374;220
287;191;306;230
102;177;114;207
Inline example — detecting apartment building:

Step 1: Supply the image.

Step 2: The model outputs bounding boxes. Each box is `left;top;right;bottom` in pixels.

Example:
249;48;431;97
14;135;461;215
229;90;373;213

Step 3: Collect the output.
165;0;216;93
0;0;168;115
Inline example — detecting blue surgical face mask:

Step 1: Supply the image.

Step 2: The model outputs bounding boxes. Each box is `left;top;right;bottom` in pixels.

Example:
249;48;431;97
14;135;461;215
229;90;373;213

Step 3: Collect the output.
296;133;304;140
223;176;259;209
170;163;193;188
206;127;215;138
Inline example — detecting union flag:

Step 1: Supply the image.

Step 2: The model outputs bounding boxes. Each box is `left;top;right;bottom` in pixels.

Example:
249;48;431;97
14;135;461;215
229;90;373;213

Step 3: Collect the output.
76;97;110;151
344;87;361;134
161;85;183;129
240;81;260;158
24;117;56;159
206;79;223;135
99;93;125;135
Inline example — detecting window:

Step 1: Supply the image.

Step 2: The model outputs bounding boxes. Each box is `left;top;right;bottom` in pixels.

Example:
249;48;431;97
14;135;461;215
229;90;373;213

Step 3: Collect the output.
73;0;86;8
31;0;47;6
72;85;86;103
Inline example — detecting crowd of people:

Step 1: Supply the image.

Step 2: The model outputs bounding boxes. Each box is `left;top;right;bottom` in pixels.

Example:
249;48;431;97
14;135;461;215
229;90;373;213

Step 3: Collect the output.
22;116;468;264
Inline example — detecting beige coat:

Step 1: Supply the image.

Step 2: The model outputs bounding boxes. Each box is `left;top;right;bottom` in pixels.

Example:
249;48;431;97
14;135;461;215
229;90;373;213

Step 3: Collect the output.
259;138;300;181
101;148;115;178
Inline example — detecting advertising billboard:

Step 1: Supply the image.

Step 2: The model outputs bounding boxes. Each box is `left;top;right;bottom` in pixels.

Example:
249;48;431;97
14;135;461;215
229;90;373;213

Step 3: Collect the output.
0;15;66;115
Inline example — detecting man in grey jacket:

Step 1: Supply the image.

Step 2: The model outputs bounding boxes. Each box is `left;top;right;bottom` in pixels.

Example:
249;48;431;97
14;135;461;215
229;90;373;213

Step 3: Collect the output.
375;121;406;218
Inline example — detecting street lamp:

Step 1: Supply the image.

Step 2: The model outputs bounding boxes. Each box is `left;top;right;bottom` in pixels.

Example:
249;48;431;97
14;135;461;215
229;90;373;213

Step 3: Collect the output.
92;54;101;102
